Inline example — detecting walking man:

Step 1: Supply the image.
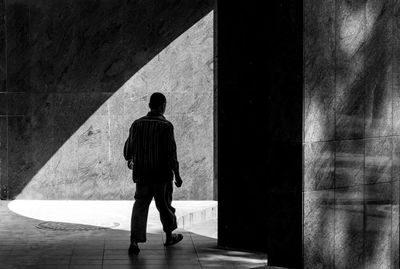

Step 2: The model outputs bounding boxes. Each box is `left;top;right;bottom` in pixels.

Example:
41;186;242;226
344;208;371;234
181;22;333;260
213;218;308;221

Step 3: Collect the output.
124;92;183;255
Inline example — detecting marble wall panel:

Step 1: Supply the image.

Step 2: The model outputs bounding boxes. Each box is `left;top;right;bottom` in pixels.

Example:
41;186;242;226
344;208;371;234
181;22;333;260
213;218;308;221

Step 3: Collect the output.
0;0;5;92
334;186;364;269
7;116;32;198
304;0;335;143
393;0;400;135
170;111;213;200
52;93;108;145
76;114;111;199
122;0;212;81
7;92;30;116
392;137;400;181
304;142;335;191
18;135;78;199
392;180;399;268
0;117;7;199
365;137;392;184
303;190;334;268
0;93;7;115
109;114;134;199
26;0;127;93
364;183;392;269
335;0;366;140
364;0;393;138
6;0;30;92
335;139;364;188
29;93;54;185
28;0;75;93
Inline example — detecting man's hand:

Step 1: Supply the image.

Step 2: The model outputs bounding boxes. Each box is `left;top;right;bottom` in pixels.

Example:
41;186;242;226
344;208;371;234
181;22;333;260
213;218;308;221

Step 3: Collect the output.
127;160;134;170
174;175;183;188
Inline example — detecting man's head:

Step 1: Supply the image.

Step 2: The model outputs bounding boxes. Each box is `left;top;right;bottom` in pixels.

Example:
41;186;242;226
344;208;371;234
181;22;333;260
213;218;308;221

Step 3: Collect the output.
149;92;167;114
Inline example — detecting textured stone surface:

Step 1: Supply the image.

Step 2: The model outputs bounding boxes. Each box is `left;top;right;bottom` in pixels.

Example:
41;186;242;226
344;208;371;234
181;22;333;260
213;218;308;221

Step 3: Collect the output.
334;186;364;269
303;190;334;269
364;183;392;269
304;142;334;191
365;137;392;184
0;0;214;200
335;139;364;188
392;180;400;268
0;0;5;92
364;0;393;138
304;0;335;142
0;117;7;199
304;0;399;267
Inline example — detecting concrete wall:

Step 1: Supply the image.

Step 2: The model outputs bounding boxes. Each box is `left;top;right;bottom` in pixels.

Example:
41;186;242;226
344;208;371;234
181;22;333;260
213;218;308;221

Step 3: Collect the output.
304;0;399;267
0;0;214;200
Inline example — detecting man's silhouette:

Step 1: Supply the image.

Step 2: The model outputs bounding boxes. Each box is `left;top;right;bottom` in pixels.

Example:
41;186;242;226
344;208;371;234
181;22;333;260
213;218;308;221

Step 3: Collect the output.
124;92;183;255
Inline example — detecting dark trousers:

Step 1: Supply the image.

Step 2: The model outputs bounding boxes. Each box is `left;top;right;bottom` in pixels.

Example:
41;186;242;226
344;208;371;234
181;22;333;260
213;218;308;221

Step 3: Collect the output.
130;181;177;243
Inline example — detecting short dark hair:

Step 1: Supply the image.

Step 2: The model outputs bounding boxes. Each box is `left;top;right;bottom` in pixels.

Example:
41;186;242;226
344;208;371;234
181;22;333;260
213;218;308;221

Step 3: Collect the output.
149;92;166;109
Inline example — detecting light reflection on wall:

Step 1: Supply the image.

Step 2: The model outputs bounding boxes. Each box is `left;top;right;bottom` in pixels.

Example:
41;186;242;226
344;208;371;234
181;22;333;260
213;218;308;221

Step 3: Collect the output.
304;0;398;268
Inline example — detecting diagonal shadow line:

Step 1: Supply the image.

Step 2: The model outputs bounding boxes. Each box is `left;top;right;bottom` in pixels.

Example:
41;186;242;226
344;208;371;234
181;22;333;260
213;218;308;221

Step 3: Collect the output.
2;0;215;199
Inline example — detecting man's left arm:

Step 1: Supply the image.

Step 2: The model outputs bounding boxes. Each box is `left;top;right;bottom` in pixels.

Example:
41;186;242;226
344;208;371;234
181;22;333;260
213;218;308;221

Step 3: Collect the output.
124;122;136;169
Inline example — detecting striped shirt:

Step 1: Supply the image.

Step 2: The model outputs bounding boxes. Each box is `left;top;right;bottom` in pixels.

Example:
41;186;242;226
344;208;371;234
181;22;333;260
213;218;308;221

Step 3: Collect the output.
123;111;179;183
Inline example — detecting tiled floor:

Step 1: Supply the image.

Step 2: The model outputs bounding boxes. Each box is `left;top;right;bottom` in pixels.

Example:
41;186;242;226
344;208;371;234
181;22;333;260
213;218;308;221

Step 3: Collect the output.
0;201;273;269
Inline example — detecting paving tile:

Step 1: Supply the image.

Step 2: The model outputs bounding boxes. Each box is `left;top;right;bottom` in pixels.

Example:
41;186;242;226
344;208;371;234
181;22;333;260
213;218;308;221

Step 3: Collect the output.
104;258;168;265
104;249;129;255
233;263;268;269
73;249;104;255
70;259;103;265
103;254;132;260
168;264;201;269
137;249;165;255
69;265;103;269
103;265;166;269
71;255;103;260
139;244;165;250
200;261;236;268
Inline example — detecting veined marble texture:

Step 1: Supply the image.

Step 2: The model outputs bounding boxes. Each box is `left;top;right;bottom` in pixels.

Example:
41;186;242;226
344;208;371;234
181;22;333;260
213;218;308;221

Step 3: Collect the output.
392;180;400;268
0;0;4;92
365;137;392;185
334;186;364;269
304;0;335;143
364;183;393;269
304;0;399;268
303;190;334;269
304;141;334;191
335;139;364;188
0;117;7;199
1;0;214;200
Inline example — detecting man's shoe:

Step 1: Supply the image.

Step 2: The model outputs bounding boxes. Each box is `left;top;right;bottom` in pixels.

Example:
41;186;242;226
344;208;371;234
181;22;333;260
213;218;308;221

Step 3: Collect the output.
164;234;183;246
128;242;140;255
